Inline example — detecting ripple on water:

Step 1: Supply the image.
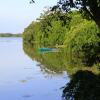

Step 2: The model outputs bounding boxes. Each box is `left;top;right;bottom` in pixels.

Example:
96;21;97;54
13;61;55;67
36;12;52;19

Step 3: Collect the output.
22;94;34;98
19;80;27;83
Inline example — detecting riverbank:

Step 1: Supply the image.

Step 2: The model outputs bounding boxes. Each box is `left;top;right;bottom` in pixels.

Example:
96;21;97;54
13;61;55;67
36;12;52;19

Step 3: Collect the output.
23;10;100;71
0;33;22;37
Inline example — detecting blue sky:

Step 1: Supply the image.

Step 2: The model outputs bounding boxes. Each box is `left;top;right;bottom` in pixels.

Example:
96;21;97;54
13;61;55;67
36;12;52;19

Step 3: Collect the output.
0;0;57;33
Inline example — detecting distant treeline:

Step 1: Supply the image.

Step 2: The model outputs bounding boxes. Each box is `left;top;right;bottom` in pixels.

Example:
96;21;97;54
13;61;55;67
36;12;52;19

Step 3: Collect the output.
0;33;22;37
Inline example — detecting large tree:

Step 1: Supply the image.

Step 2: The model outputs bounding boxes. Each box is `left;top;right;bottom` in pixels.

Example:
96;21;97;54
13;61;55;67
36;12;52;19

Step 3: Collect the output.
30;0;100;28
51;0;100;28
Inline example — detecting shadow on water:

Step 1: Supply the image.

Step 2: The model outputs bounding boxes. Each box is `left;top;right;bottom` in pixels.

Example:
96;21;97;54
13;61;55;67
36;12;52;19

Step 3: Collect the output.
62;70;100;100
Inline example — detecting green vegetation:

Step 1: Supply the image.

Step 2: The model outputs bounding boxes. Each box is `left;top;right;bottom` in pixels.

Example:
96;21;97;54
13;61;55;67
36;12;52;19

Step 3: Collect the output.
23;10;100;69
63;12;100;67
0;33;22;37
23;11;70;47
52;0;100;28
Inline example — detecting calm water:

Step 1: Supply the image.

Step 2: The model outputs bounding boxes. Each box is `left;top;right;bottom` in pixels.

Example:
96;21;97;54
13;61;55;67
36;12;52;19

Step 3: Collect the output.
0;38;69;100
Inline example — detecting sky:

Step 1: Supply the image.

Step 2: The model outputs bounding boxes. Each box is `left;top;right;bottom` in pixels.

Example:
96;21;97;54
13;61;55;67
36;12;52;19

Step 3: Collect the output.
0;0;57;33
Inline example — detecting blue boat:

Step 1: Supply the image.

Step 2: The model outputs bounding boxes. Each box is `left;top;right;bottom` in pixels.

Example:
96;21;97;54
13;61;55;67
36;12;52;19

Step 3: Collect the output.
39;48;53;52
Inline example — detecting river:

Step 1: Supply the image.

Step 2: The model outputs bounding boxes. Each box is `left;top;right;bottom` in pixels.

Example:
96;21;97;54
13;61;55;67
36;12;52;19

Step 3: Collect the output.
0;38;69;100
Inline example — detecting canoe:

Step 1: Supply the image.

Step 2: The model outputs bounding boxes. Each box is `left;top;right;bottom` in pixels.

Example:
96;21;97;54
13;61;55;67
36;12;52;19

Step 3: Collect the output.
39;48;53;52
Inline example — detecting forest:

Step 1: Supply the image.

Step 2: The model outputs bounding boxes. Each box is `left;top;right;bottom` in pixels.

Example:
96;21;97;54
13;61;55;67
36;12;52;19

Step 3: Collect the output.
23;10;100;68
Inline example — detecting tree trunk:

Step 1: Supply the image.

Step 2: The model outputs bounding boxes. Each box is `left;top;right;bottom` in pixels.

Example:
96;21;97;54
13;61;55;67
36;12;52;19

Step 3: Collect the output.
92;8;100;29
95;18;100;29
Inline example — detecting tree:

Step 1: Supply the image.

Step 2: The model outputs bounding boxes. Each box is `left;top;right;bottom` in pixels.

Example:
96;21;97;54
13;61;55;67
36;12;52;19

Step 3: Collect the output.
51;0;100;28
62;70;100;100
30;0;35;4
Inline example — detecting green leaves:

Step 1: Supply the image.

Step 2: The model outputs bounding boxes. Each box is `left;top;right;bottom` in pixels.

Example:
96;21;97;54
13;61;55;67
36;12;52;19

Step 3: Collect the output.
63;12;99;66
23;10;99;67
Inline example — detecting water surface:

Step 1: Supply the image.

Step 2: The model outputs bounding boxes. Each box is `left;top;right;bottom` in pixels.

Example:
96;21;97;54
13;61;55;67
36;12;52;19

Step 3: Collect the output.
0;38;69;100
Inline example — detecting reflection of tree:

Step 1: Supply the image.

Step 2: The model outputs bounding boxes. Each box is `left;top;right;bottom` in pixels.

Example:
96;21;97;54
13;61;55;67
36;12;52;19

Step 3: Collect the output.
62;70;100;100
23;43;66;73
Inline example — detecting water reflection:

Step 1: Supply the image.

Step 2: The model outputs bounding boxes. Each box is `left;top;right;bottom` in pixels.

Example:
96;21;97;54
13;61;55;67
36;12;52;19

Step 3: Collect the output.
23;42;100;100
23;43;67;74
62;70;100;100
23;43;99;76
0;38;69;100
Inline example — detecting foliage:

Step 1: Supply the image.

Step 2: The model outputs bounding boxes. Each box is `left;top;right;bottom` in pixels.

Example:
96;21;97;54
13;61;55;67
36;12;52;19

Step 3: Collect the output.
23;10;100;67
52;0;100;27
23;11;70;47
63;12;100;66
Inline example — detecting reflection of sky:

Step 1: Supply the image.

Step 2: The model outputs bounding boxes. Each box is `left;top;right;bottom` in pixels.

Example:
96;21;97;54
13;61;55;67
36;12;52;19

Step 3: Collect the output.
0;0;57;33
0;38;69;100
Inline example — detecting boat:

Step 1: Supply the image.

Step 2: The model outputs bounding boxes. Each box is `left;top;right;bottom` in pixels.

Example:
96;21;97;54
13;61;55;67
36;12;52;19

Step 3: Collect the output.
39;48;53;52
